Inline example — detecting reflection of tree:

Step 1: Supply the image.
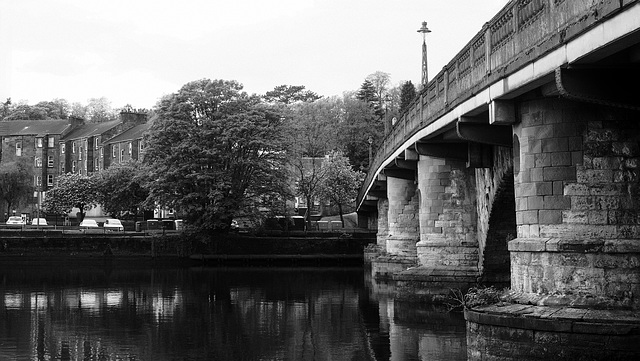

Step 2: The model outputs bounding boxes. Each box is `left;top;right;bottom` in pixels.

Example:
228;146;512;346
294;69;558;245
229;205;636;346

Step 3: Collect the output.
0;268;373;361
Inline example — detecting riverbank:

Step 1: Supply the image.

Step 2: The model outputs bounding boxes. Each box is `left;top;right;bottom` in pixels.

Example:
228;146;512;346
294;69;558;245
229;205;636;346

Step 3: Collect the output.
0;230;375;266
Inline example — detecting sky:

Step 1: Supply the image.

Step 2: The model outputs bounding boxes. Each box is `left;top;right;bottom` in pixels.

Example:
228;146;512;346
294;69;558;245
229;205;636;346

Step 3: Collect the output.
1;0;509;110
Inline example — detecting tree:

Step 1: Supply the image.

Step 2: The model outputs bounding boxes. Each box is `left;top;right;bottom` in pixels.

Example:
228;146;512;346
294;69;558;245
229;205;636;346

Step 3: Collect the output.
318;151;364;227
399;81;417;115
94;161;148;218
41;173;99;221
366;71;391;107
86;97;118;122
336;93;382;171
143;78;289;232
0;160;33;217
286;98;341;227
264;85;321;104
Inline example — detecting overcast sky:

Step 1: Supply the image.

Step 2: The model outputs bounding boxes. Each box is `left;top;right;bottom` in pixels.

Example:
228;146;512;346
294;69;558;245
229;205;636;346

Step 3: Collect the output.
1;0;508;109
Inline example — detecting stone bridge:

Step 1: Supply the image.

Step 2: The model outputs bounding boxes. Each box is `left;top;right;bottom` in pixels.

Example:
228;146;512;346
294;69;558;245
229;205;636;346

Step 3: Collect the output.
357;0;640;358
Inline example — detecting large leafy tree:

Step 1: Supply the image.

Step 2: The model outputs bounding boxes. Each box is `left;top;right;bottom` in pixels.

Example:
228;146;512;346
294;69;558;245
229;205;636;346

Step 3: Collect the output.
143;78;289;232
94;161;148;218
0;160;33;216
41;173;98;220
318;151;364;227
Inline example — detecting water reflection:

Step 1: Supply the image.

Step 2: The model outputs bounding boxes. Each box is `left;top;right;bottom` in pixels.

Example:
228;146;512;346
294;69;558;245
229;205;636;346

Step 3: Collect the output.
0;264;466;360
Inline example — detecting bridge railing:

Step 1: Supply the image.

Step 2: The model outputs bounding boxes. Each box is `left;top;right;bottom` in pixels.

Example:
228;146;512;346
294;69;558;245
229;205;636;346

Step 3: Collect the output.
358;0;632;208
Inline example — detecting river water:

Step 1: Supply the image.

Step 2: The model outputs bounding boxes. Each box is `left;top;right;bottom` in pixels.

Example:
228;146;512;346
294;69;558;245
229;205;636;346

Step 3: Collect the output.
0;264;467;360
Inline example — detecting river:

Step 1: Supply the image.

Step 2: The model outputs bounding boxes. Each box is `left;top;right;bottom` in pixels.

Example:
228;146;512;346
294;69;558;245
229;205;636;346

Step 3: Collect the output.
0;263;467;360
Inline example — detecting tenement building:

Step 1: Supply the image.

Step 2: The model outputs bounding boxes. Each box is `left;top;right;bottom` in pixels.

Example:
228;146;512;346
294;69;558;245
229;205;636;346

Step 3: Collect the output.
0;110;148;219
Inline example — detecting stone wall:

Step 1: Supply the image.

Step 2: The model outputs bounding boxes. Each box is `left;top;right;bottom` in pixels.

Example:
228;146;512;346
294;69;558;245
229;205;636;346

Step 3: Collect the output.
510;98;640;309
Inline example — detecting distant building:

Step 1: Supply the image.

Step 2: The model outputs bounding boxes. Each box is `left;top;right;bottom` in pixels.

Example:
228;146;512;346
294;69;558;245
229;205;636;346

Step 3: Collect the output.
0;110;149;220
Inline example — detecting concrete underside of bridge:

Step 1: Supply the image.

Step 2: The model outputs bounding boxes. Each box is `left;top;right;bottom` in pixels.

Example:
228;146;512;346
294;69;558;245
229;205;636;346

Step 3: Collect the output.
360;0;640;358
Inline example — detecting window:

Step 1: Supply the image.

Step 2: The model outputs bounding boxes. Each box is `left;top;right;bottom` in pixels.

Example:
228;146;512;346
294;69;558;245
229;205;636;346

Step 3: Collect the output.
95;138;99;149
48;136;55;148
47;155;54;168
84;139;88;149
112;145;116;158
35;157;42;168
61;143;65;154
72;161;76;173
95;158;99;171
47;175;54;186
100;147;104;157
36;176;42;186
60;162;65;173
36;138;43;148
15;142;22;156
79;147;83;160
139;140;144;152
128;142;132;155
72;142;76;153
120;149;124;163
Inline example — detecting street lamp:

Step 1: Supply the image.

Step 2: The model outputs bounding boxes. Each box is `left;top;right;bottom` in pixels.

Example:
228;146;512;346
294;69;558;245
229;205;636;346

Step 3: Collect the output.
417;21;432;86
383;94;392;135
368;136;373;169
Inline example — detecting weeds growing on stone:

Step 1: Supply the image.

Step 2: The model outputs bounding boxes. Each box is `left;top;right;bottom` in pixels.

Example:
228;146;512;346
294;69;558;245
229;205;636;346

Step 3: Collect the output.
446;286;510;311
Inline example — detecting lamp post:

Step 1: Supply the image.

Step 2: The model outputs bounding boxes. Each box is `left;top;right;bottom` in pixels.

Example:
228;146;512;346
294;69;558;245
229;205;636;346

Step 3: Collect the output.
368;136;373;169
417;21;432;86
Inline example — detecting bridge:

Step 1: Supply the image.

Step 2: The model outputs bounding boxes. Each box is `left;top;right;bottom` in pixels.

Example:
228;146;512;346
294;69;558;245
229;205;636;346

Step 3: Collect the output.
357;0;640;359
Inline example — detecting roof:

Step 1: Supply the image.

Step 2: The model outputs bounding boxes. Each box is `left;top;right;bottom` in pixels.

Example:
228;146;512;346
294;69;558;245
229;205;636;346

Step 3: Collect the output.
63;119;121;140
0;120;71;136
104;123;150;144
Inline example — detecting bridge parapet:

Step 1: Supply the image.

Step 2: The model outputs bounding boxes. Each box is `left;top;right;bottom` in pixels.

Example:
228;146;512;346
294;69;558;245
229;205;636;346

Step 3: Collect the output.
358;0;639;208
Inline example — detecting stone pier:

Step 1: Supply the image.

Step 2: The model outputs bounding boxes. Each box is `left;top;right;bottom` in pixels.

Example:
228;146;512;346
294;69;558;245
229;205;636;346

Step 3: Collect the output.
466;98;640;360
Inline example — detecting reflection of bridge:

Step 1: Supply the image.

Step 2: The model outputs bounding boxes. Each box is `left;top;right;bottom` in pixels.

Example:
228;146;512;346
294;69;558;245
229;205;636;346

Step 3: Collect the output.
357;0;640;359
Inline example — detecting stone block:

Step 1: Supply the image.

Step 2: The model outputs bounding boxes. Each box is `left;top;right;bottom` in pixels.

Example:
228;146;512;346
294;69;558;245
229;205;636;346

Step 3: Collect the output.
571;196;596;210
588;211;608;225
527;196;544;210
535;153;551;167
553;181;564;195
592;156;622;170
522;210;538;224
539;210;562;224
543;195;570;209
531;167;544;182
542;137;569;153
563;211;589;224
551;152;572;166
587;129;619;142
563;183;589;196
536;182;554;196
543;166;576;181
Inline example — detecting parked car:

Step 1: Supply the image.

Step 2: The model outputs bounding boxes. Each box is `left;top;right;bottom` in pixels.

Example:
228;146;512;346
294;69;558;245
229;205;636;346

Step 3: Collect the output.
79;219;99;228
103;218;124;231
6;216;25;227
31;218;48;226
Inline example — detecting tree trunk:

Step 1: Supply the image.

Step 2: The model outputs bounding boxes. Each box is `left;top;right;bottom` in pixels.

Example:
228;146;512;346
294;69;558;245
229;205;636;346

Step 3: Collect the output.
305;196;312;231
338;203;344;228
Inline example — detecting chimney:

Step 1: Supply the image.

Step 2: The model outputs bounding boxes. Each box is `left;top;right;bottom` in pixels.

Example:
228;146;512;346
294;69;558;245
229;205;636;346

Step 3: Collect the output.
120;109;148;125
